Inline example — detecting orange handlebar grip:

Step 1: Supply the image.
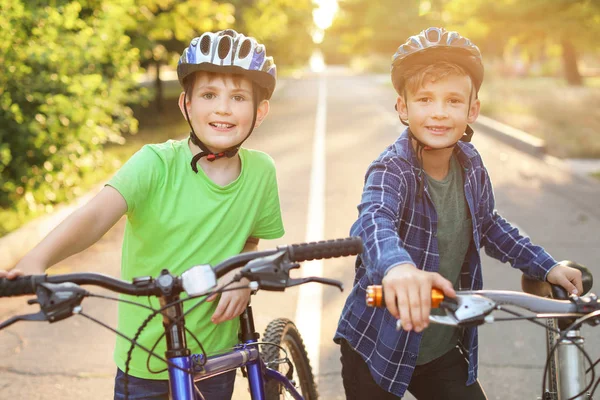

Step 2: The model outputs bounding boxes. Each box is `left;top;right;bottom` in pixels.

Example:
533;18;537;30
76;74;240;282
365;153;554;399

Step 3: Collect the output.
365;285;445;308
431;288;444;308
366;285;383;307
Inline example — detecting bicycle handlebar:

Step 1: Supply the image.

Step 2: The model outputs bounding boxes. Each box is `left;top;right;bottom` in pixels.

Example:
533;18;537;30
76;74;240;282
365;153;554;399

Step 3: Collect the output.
365;261;596;326
0;236;363;298
366;286;584;314
366;285;600;328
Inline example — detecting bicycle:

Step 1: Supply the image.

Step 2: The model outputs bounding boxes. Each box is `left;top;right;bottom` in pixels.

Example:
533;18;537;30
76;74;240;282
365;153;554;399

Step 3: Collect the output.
0;236;363;400
365;261;598;400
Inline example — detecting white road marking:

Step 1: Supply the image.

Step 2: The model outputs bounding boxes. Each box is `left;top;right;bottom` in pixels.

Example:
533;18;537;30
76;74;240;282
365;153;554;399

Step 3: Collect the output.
294;75;327;376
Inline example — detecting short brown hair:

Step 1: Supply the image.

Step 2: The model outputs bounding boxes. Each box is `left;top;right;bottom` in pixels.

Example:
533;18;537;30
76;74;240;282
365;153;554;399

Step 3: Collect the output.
399;61;475;98
182;71;268;102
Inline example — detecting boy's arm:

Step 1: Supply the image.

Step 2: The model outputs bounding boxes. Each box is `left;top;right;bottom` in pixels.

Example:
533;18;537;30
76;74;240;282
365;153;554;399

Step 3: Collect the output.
9;186;127;276
352;158;455;332
242;236;259;253
209;236;258;324
479;167;581;293
350;157;417;284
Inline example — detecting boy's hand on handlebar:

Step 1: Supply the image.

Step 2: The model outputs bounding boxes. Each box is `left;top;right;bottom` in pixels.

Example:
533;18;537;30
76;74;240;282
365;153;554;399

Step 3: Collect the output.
547;264;583;295
0;269;24;280
208;268;251;324
382;264;455;333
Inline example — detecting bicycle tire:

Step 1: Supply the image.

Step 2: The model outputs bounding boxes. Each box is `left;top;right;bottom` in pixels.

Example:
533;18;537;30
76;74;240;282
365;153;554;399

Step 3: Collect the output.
261;318;319;400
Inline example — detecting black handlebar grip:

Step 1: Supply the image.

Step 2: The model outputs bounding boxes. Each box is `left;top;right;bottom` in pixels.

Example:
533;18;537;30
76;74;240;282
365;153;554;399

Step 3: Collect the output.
0;275;46;297
286;237;363;262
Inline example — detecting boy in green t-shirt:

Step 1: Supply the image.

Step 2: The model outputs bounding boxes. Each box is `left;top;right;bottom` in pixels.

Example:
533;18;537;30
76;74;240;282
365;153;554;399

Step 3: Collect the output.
1;29;284;399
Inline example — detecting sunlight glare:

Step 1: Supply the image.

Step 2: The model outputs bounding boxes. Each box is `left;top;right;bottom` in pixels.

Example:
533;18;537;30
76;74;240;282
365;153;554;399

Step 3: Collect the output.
313;0;338;43
309;49;326;73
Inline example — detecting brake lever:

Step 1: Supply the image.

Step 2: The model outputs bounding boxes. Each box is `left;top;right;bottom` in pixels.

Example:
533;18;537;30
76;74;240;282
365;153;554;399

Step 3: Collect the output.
240;252;344;291
395;293;496;330
0;282;88;330
0;311;48;330
287;277;344;291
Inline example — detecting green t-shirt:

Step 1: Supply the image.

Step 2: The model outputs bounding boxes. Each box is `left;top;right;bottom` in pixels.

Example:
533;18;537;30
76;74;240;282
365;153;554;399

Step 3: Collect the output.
417;155;472;365
107;139;284;379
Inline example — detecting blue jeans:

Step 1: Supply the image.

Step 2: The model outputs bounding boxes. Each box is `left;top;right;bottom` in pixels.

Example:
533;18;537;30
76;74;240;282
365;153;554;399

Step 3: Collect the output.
114;368;236;400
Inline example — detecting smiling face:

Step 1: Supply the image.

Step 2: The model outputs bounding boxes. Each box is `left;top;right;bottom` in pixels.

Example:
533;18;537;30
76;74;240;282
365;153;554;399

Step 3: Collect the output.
396;63;480;149
179;72;269;153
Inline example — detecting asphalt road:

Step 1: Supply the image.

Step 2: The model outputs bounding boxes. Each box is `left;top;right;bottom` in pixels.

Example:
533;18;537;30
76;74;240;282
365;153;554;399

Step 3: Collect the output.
0;67;599;400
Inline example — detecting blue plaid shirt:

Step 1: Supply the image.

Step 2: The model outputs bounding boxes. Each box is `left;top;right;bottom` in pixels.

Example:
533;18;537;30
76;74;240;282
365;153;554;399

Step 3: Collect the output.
334;129;557;397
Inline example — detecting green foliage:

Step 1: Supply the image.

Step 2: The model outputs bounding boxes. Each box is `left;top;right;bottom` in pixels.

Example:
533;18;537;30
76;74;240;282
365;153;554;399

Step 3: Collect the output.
479;74;600;158
230;0;316;69
127;0;235;68
325;0;600;81
444;0;600;47
442;0;600;84
0;0;141;233
323;0;445;60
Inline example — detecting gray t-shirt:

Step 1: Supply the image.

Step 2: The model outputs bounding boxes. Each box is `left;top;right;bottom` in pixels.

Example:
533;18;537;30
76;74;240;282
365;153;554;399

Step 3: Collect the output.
417;155;472;365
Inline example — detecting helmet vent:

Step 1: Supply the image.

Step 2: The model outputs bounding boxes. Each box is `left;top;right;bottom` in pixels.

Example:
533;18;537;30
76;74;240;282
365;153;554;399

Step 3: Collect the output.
454;37;468;46
426;28;441;43
239;39;251;58
177;29;276;99
218;36;232;60
222;29;235;38
200;35;211;55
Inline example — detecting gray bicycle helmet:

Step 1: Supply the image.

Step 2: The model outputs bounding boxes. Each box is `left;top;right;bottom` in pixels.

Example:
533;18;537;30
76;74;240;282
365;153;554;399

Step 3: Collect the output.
177;29;277;99
391;27;484;95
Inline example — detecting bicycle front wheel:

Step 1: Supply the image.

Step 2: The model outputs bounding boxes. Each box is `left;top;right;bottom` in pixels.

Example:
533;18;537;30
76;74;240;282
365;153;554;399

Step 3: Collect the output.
261;318;319;400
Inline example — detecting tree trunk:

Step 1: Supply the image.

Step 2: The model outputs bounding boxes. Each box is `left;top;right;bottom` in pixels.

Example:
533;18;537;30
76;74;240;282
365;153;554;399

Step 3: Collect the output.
155;61;164;112
561;38;583;86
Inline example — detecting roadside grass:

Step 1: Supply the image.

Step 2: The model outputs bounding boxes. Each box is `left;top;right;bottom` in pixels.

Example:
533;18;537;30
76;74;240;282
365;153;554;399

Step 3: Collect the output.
109;92;187;162
478;75;600;159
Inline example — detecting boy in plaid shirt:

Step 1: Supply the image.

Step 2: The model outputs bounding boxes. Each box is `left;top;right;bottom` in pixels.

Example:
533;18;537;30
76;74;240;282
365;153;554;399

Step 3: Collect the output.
334;27;582;399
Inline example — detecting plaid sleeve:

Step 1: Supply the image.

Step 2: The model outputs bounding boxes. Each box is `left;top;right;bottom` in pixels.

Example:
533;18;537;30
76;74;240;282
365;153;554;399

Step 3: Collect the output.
350;156;417;284
479;167;557;281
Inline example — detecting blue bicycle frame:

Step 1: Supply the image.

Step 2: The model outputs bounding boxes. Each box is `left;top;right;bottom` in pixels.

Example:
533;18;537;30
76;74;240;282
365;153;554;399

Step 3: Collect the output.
0;238;363;399
163;295;302;400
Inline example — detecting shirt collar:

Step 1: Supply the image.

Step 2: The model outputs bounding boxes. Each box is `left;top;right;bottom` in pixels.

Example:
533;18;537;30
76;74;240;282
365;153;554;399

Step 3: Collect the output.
395;128;479;170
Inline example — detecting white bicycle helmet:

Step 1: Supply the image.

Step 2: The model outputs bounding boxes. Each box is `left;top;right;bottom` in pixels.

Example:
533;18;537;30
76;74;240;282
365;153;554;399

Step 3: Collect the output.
177;29;277;99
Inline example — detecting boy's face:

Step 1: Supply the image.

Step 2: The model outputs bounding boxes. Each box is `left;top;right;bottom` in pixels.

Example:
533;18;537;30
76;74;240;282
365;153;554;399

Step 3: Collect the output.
396;74;480;149
179;73;269;153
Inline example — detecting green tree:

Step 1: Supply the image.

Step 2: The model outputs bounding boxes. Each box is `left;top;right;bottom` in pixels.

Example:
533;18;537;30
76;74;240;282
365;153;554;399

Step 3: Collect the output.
324;0;444;60
230;0;316;69
444;0;600;85
0;0;140;233
126;0;235;111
